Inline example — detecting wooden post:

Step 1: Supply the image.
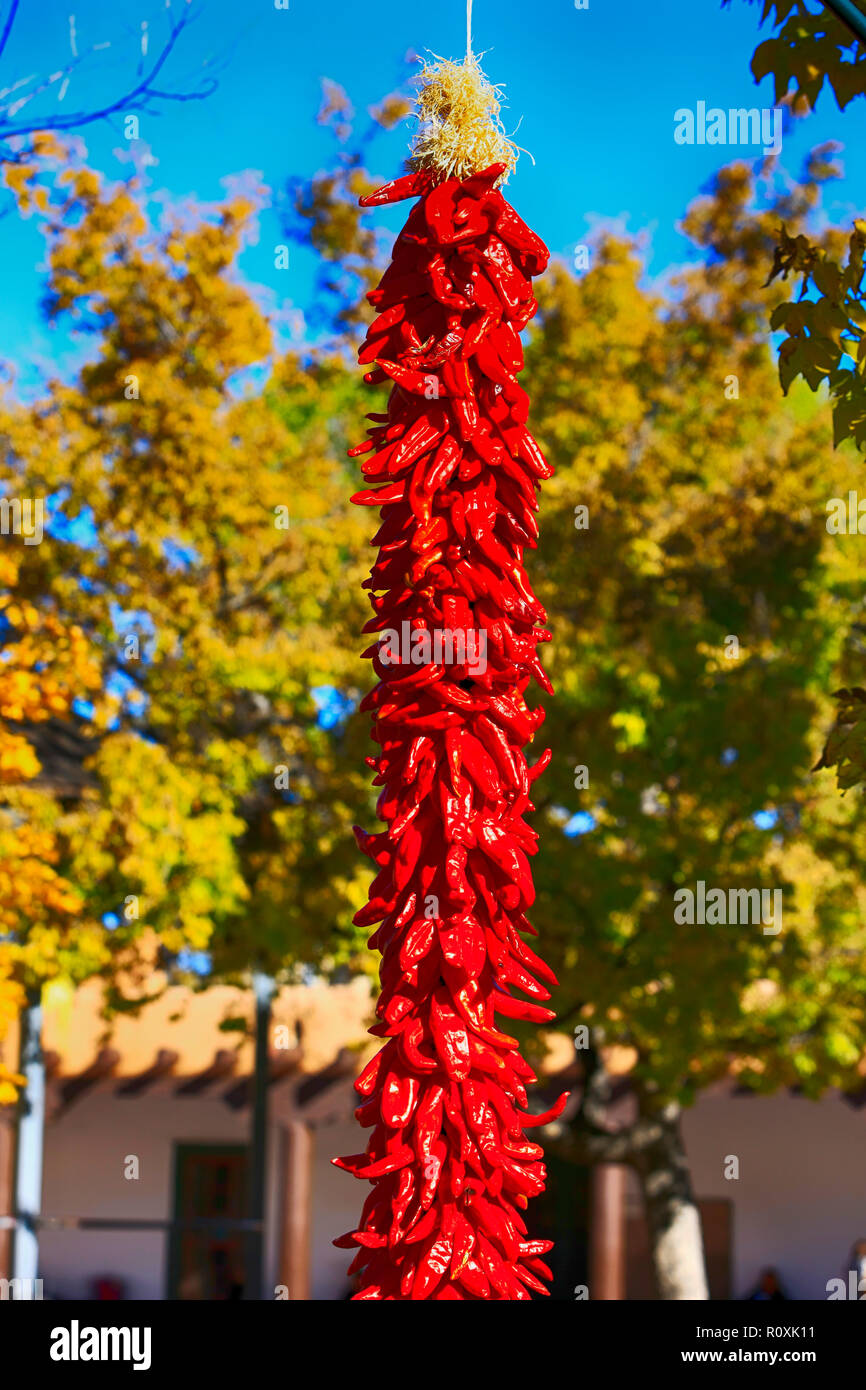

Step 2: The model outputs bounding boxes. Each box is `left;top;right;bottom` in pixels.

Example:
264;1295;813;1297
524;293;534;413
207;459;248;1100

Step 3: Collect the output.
0;1011;20;1281
244;971;275;1300
278;1121;313;1301
589;1163;627;1300
0;1111;13;1280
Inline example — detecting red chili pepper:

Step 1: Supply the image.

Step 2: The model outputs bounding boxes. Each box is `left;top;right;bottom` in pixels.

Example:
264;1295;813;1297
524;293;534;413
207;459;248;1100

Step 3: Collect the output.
398;916;437;975
439;912;486;980
405;1206;439;1251
336;159;566;1300
492;990;554;1024
380;1069;420;1129
354;1049;384;1098
359;171;429;207
481;235;529;315
350;479;407;508
376;358;447;399
390;410;449;470
518;1091;570;1128
398;1016;438;1072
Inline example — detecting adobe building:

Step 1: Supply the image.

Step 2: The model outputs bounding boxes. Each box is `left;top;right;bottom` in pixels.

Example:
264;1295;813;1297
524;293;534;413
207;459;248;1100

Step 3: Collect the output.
2;976;864;1300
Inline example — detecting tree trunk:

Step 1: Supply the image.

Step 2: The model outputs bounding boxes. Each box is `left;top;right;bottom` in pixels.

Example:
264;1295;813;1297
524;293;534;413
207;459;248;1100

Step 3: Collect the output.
546;1045;709;1300
632;1102;709;1301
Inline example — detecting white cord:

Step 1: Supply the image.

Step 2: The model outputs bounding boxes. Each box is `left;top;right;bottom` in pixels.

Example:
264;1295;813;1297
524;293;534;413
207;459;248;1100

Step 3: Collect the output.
467;0;473;57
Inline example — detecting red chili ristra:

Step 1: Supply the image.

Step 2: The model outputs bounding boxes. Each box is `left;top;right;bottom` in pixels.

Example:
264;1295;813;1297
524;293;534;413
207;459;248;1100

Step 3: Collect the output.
333;160;567;1300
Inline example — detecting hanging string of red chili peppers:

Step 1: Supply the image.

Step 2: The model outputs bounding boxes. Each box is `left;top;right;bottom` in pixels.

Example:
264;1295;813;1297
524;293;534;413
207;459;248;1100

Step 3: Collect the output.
333;51;568;1301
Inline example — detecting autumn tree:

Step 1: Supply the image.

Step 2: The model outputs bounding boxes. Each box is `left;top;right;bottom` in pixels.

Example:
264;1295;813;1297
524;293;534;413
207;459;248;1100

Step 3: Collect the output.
526;159;866;1298
0;546;100;1098
0;0;222;1088
0;142;379;1088
282;74;413;341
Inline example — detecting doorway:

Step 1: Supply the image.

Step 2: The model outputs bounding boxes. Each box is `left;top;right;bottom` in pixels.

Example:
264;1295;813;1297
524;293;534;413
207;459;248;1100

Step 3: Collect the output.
167;1143;249;1300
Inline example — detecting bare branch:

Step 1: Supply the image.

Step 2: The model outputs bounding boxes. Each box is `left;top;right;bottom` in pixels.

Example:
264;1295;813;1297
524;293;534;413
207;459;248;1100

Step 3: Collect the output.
0;1;20;67
0;5;216;147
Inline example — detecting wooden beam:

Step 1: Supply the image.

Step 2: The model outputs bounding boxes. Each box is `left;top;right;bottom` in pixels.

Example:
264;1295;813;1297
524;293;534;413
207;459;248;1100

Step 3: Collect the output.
42;1050;64;1124
294;1048;356;1109
223;1049;302;1112
589;1163;627;1300
42;1051;61;1080
116;1050;179;1097
174;1048;238;1097
842;1082;866;1109
277;1121;313;1301
59;1048;120;1110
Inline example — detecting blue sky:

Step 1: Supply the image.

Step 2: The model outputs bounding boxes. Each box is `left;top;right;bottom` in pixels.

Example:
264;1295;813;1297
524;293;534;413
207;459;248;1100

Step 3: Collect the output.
0;0;864;384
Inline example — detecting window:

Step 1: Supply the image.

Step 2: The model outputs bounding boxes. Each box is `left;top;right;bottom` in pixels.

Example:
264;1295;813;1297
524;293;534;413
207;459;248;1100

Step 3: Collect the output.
167;1144;249;1300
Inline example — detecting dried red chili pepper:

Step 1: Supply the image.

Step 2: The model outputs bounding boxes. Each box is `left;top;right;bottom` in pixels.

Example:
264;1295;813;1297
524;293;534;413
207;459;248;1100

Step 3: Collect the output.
334;108;566;1297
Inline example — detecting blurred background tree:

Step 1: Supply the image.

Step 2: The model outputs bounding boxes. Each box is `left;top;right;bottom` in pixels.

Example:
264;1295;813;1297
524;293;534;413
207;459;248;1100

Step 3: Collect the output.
0;141;380;1051
524;161;866;1297
0;0;222;1096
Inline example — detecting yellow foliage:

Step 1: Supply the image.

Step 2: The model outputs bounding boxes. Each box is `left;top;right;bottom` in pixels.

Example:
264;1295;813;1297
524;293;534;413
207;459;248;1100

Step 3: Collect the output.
0;141;376;1098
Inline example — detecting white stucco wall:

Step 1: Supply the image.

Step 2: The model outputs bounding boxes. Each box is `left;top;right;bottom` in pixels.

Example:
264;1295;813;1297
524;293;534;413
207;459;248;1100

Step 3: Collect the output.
37;1087;364;1301
308;1118;374;1301
40;1090;260;1300
35;1082;866;1300
683;1088;866;1301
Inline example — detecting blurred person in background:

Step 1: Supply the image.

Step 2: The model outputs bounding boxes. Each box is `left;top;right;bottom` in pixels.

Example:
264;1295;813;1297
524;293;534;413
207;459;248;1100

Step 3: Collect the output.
746;1267;788;1302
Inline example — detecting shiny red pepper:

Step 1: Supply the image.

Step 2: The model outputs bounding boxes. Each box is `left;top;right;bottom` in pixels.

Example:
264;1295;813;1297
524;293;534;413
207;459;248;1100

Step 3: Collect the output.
333;160;565;1300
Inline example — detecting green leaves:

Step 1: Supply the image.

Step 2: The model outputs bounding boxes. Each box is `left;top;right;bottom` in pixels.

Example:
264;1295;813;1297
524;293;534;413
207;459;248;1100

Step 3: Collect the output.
525;159;866;1108
730;0;866;111
815;687;866;789
767;221;866;448
729;5;866;449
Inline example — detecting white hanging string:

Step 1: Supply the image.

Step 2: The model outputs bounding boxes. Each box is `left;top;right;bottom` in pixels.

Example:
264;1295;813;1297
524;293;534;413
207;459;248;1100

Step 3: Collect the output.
467;0;473;58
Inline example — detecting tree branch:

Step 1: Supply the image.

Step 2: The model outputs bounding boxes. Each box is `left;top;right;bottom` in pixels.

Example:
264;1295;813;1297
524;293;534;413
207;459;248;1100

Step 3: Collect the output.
824;0;866;47
0;0;20;67
0;5;216;146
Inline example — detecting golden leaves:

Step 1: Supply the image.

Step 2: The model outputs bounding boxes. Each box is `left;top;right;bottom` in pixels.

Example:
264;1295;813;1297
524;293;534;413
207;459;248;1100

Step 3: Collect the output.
0;140;375;1057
